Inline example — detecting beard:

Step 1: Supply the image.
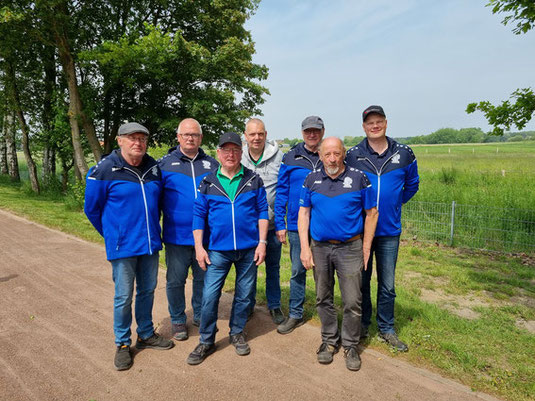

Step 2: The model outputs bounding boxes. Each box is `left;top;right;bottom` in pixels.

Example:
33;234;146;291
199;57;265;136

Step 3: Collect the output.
325;166;340;175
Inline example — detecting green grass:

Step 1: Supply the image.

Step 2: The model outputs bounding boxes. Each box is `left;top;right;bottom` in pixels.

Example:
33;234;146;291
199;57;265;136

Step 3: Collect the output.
2;145;535;401
411;141;535;210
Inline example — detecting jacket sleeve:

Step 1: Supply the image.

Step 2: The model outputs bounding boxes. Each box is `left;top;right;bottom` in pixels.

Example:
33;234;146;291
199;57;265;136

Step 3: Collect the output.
84;168;107;237
256;181;269;220
402;159;419;204
192;186;208;231
274;162;289;231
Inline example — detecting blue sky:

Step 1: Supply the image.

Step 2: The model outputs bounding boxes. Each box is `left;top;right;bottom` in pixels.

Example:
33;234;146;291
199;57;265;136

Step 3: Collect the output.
245;0;535;139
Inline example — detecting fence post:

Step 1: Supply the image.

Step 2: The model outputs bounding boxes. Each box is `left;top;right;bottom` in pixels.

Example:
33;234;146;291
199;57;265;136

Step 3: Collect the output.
450;201;456;246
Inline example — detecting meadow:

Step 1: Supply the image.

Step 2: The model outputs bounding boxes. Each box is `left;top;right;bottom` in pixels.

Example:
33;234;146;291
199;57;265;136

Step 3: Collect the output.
1;141;534;401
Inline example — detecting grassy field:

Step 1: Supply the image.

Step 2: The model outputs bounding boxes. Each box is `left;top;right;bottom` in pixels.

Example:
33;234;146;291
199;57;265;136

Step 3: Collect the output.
1;143;535;401
411;141;535;210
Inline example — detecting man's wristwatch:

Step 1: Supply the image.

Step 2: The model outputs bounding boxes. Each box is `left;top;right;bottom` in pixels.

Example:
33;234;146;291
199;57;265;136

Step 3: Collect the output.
259;239;268;245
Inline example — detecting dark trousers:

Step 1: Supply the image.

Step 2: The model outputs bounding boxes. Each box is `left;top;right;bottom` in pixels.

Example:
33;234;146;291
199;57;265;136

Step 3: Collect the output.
311;239;363;349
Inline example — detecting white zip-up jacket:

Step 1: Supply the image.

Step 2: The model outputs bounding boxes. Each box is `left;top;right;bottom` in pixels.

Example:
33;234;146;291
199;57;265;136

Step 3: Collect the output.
242;139;283;230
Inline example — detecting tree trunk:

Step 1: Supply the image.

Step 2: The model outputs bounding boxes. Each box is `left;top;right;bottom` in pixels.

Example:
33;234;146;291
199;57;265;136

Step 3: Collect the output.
42;146;56;183
60;155;73;191
6;61;40;193
73;160;82;182
0;124;8;175
51;2;102;171
42;43;57;184
4;112;20;182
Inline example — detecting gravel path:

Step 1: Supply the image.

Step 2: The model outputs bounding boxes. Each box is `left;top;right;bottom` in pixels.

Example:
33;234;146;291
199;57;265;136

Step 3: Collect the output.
0;209;501;401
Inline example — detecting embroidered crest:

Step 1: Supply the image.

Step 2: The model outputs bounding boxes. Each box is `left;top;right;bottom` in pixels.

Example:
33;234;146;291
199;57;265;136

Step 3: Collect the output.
392;154;400;164
152;166;158;176
202;160;212;169
343;177;353;188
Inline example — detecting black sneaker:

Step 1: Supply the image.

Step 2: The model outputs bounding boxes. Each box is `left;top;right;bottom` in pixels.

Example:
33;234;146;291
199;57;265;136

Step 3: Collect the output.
316;342;339;364
114;344;132;371
229;332;250;356
172;323;188;341
378;332;408;352
269;308;285;325
277;317;304;334
136;332;175;350
187;343;216;365
344;346;361;371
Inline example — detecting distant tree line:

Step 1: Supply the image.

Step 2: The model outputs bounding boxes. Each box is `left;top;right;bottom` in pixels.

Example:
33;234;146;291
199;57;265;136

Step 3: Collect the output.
0;0;268;194
397;128;535;145
278;128;535;148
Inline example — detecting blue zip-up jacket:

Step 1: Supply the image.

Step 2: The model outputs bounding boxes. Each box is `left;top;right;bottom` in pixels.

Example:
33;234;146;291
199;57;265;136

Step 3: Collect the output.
300;167;377;242
274;142;322;232
192;166;269;251
84;149;163;261
345;137;419;237
158;146;218;246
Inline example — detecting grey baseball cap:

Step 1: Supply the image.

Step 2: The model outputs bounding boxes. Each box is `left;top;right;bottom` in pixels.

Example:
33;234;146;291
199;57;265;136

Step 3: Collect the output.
301;116;324;130
118;122;149;136
362;105;386;122
218;131;242;147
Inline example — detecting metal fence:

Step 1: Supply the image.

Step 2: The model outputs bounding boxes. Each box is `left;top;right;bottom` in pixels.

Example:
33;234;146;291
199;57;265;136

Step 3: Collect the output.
401;201;535;253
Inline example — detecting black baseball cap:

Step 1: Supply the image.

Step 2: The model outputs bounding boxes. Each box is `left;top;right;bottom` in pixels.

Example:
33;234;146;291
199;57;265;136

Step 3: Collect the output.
218;131;242;147
362;105;386;122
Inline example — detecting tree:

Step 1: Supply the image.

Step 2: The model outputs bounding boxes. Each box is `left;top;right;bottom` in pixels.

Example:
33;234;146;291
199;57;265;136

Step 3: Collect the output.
467;1;535;135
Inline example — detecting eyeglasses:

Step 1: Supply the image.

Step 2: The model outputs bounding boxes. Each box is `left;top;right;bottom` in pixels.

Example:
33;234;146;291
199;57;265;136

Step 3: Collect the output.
123;135;148;144
179;133;202;139
303;129;322;136
218;148;242;155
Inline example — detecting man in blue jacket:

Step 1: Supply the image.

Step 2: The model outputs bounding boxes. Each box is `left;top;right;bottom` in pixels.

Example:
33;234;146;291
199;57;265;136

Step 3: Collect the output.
274;116;324;334
159;118;218;342
187;132;269;365
345;106;419;352
85;122;174;371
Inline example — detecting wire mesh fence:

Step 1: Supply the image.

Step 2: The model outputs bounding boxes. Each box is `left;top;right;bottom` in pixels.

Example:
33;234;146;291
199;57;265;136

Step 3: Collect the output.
401;201;535;253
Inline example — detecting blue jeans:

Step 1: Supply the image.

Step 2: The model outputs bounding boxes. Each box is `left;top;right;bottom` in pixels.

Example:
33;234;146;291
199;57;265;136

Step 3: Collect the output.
165;243;205;324
288;230;307;319
249;229;282;311
111;253;159;345
199;248;257;344
361;235;400;334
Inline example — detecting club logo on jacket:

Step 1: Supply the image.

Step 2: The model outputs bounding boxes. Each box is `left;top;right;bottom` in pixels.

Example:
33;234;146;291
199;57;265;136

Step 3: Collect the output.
152;166;158;176
202;160;212;170
392;154;400;164
343;177;353;188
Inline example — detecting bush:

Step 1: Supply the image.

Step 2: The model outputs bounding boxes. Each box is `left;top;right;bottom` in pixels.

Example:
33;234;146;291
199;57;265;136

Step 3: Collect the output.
64;180;86;211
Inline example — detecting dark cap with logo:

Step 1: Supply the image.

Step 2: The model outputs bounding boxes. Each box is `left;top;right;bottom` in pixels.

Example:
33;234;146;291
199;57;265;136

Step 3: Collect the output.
301;116;324;130
218;131;242;147
118;122;150;136
362;105;386;122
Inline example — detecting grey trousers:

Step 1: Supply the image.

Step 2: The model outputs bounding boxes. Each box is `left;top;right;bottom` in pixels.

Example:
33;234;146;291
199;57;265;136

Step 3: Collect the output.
311;239;363;349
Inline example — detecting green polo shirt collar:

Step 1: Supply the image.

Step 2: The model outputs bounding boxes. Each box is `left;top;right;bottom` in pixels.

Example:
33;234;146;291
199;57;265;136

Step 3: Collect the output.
216;165;244;200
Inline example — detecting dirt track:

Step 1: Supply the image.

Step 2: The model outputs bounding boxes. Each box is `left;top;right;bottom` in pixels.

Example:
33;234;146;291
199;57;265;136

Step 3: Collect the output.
0;209;501;401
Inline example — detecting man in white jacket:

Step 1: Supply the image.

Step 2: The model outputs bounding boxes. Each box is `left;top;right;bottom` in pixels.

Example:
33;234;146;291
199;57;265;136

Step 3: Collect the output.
242;118;285;324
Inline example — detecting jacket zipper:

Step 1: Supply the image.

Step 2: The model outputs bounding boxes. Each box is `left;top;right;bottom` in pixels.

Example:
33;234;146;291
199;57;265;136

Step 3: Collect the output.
123;167;154;254
360;151;399;210
210;175;256;251
188;154;198;199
